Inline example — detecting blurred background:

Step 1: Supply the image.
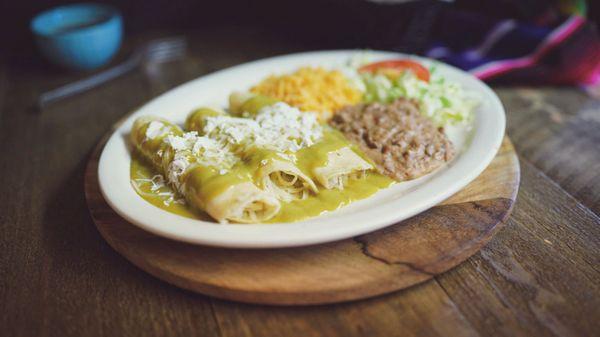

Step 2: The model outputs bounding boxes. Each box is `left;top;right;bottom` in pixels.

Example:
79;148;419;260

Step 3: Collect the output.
2;0;599;89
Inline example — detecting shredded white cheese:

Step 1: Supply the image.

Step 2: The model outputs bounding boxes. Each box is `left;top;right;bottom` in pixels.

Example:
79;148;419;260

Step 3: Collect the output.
166;152;191;192
133;174;184;206
134;174;166;192
203;102;322;153
162;131;239;191
145;121;169;140
256;102;322;149
149;175;165;191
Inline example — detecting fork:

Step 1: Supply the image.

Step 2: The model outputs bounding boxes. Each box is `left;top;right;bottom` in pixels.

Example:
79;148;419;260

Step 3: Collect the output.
38;36;187;108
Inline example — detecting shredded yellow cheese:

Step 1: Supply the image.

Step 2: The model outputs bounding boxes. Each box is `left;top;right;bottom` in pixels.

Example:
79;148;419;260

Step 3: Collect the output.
250;67;362;121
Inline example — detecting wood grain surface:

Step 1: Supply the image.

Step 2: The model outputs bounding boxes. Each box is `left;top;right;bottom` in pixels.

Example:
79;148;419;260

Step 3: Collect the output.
85;134;519;305
1;28;599;336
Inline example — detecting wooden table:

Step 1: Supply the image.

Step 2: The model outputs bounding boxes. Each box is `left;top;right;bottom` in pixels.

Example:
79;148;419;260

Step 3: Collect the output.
1;28;599;337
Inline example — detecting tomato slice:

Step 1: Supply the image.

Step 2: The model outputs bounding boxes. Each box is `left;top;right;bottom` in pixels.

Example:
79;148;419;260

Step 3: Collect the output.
359;59;430;82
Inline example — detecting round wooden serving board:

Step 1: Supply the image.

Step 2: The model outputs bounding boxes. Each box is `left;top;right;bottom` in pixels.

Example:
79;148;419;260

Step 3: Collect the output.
85;135;519;305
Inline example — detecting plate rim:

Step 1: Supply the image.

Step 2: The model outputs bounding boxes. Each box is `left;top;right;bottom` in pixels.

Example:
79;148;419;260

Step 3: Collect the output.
97;49;506;248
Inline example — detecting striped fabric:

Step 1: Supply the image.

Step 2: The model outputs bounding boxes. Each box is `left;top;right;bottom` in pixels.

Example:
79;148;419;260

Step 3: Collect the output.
425;10;600;88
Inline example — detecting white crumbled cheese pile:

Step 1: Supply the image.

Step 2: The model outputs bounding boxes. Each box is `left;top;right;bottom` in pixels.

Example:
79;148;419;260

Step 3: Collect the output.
164;131;238;168
203;117;257;145
256;103;323;148
166;151;191;192
203;102;323;152
145;121;170;140
163;131;238;192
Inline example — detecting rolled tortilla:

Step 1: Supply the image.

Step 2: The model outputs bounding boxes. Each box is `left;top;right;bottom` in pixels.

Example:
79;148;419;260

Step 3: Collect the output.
312;147;373;190
244;147;318;202
185;109;318;201
130;116;183;168
184;107;226;134
130;116;280;223
229;92;277;117
297;129;374;190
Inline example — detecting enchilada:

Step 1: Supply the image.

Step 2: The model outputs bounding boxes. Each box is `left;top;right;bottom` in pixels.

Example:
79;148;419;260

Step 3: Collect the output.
130;116;280;223
185;106;318;201
228;92;374;190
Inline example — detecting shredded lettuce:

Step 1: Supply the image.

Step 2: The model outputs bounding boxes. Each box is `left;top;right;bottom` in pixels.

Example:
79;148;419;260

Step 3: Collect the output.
359;67;478;126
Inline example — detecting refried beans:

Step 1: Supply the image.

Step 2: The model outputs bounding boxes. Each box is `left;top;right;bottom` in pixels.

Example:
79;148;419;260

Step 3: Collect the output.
330;99;454;181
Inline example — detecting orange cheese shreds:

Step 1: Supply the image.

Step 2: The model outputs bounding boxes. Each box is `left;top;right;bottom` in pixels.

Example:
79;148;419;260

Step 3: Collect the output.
250;67;362;121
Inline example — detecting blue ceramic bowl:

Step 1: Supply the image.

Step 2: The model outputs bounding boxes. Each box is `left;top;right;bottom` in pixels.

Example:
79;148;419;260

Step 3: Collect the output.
31;3;123;70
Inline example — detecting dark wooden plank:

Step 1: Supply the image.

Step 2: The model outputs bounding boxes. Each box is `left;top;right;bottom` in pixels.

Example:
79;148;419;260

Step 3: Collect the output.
499;87;600;215
0;44;222;337
0;56;6;121
0;61;55;337
33;71;222;337
436;159;600;337
211;281;479;337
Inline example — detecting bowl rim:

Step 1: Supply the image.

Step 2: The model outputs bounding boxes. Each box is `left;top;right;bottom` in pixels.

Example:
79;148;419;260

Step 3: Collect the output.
30;3;122;38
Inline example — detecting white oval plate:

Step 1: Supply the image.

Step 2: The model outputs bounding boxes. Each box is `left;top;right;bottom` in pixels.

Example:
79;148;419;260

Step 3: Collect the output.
98;50;505;249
